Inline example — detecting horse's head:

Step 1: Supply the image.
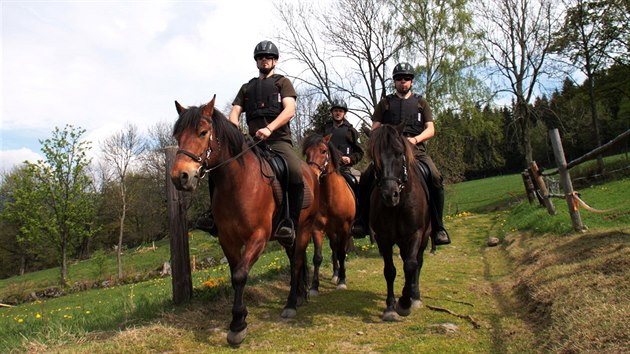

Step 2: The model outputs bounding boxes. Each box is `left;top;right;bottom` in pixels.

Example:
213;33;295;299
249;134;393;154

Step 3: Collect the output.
370;125;412;207
302;134;343;177
170;95;247;191
302;134;330;176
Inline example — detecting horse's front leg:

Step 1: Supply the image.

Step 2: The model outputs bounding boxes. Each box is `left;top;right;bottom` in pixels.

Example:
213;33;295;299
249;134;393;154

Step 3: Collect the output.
309;229;324;296
378;240;398;321
396;241;419;317
223;237;265;346
282;222;311;318
334;226;350;290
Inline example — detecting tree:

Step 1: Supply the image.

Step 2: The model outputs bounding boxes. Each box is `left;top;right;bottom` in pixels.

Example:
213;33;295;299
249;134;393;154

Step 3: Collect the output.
475;0;560;165
101;124;146;280
552;0;628;173
275;0;405;125
0;166;51;276
392;0;488;112
2;125;97;285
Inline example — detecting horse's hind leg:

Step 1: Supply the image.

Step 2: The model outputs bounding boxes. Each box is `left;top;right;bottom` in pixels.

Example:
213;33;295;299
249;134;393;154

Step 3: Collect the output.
309;230;324;297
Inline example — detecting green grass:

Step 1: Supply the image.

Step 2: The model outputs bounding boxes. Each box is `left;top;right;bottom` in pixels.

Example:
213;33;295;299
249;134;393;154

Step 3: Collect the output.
445;173;523;215
0;231;226;304
0;239;291;352
1;169;628;352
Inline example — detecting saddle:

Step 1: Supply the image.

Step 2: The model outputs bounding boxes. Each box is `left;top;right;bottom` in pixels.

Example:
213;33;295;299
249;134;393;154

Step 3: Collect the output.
257;144;312;232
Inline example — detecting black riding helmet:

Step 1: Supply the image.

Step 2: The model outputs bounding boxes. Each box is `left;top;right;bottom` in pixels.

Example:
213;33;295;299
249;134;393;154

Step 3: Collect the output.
392;62;415;80
253;40;279;60
330;99;348;112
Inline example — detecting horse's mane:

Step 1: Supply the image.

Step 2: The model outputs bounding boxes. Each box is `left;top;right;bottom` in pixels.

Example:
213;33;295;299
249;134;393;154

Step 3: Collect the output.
302;133;343;170
173;104;246;160
369;125;418;179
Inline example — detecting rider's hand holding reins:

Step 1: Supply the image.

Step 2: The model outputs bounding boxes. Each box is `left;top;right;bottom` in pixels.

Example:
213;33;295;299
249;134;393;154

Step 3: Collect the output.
256;126;273;140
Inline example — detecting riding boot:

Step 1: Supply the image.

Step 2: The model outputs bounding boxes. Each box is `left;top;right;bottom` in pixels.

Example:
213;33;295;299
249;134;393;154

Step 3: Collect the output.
195;178;218;236
432;187;451;245
351;164;373;239
276;182;304;247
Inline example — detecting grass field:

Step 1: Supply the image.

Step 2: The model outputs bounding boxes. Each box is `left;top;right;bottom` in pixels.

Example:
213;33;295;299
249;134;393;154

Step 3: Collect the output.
1;170;628;352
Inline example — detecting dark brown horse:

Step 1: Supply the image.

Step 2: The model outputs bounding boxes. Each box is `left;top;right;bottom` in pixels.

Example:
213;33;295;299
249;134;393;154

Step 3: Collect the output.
170;96;319;345
302;134;355;294
368;124;432;321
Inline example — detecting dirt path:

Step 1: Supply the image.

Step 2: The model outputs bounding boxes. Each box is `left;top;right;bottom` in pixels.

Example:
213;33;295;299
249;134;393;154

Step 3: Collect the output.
59;213;536;353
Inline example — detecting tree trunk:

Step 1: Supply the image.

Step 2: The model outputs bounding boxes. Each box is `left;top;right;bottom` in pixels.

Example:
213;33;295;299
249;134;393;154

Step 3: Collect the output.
587;75;605;174
19;254;26;276
117;188;126;280
61;231;68;286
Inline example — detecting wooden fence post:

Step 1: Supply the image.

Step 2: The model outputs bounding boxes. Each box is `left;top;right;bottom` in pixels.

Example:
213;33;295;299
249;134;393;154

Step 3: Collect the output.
521;170;536;204
165;146;193;304
549;129;585;231
529;161;556;215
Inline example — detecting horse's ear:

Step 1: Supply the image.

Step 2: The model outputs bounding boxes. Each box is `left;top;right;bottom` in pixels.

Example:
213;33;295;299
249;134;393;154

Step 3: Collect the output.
175;101;186;115
323;134;332;144
202;95;217;118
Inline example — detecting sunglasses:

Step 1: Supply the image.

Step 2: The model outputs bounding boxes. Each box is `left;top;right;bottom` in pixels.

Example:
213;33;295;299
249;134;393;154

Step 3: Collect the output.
395;76;413;82
256;55;276;61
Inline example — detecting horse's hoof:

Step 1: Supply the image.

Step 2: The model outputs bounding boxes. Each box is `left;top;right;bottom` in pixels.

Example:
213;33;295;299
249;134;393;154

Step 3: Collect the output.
309;289;319;297
336;283;347;290
382;310;399;322
395;301;412;317
227;327;247;346
411;299;423;309
331;275;339;283
281;308;297;319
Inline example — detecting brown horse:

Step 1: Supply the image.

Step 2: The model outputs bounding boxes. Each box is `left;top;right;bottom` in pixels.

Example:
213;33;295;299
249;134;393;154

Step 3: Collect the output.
302;134;355;294
169;96;319;346
368;124;432;321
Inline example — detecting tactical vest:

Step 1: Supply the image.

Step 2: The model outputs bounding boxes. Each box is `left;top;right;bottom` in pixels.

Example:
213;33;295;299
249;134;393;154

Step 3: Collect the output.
244;74;284;123
382;94;425;136
330;124;353;156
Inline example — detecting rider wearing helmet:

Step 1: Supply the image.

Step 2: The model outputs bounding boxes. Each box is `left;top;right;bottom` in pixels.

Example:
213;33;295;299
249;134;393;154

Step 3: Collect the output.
321;99;364;174
352;62;451;246
228;40;303;246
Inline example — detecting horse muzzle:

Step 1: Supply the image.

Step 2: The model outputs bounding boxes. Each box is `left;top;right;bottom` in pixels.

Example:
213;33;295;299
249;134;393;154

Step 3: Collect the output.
379;181;401;207
170;165;201;192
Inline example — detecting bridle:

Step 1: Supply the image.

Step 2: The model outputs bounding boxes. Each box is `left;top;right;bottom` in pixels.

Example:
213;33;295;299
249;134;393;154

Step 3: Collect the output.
307;148;330;178
375;154;409;190
176;115;263;179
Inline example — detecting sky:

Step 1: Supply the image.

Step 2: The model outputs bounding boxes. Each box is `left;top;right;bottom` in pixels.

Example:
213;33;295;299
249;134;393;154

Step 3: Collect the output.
1;0;288;174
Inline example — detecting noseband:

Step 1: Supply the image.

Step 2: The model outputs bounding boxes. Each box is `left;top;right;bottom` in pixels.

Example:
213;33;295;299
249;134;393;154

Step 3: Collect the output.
176;116;215;179
307;149;330;178
375;155;409;190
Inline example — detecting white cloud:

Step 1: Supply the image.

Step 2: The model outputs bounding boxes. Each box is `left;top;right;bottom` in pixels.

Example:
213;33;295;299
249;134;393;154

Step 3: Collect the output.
1;1;277;173
0;148;42;175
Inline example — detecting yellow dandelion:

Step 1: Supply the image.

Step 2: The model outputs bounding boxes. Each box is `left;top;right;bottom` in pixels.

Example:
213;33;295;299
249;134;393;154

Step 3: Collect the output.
36;313;41;319
85;310;91;315
17;318;23;323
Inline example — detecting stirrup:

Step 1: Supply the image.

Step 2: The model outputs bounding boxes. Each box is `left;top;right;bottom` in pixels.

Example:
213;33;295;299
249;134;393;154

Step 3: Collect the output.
275;220;295;247
195;211;218;236
435;229;451;245
351;222;368;239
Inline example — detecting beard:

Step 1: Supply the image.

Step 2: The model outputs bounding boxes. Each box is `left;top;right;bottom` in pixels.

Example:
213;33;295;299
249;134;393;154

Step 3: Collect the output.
397;87;410;96
259;65;275;75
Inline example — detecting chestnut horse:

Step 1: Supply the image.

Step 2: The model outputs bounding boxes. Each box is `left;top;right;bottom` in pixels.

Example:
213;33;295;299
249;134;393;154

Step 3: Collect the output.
302;134;355;294
170;96;319;345
368;124;432;321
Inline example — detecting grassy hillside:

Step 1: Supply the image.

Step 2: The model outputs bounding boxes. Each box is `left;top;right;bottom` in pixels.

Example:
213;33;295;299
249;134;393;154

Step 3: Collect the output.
1;172;628;352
